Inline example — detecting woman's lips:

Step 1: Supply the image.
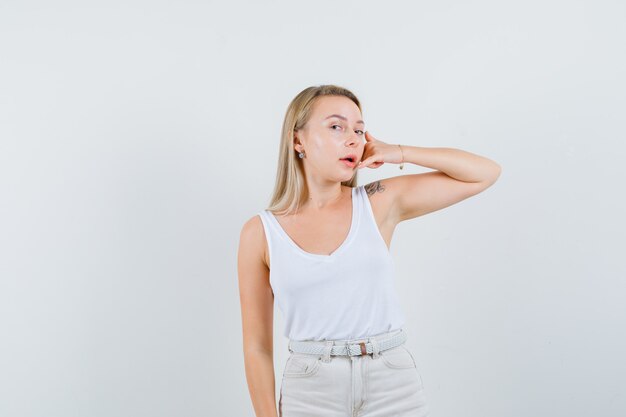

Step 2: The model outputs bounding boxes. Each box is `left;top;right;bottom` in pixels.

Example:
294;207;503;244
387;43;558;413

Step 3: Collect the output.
340;159;356;168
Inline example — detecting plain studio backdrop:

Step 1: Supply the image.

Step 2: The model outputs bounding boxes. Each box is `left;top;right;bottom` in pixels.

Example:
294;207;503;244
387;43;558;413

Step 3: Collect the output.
1;1;624;416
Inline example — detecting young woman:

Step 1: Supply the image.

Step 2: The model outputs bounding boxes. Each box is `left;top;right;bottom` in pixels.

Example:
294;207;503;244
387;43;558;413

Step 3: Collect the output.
238;85;501;417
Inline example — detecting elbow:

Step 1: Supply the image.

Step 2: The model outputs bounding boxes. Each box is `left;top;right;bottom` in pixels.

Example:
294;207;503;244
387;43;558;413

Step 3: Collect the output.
486;162;502;184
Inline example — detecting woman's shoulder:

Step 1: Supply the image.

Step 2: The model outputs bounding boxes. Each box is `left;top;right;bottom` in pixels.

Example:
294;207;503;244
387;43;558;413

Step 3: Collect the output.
239;213;270;268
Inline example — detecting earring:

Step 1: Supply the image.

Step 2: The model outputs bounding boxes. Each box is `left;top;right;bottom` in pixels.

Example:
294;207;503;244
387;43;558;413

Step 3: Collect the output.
298;151;305;159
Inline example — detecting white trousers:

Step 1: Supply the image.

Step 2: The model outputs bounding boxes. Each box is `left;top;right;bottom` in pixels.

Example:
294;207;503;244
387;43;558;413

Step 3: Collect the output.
279;328;430;417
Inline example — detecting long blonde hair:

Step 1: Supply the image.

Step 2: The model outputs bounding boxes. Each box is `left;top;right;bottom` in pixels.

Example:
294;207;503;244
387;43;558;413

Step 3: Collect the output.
266;84;363;215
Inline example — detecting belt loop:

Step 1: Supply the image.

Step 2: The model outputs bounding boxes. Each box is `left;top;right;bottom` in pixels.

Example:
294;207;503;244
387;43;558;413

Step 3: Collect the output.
321;340;334;362
370;337;380;359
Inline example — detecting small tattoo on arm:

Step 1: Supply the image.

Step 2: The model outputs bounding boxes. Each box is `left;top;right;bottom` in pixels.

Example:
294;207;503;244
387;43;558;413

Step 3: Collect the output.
364;181;385;196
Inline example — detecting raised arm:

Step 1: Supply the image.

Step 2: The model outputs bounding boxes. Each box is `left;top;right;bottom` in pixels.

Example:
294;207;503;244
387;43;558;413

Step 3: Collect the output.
364;145;502;224
237;215;278;417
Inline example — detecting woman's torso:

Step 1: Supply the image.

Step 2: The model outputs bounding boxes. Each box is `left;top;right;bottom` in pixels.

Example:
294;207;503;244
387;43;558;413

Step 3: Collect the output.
258;184;407;342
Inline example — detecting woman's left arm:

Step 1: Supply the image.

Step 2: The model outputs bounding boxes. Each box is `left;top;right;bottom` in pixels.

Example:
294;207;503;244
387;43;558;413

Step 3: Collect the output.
358;132;502;223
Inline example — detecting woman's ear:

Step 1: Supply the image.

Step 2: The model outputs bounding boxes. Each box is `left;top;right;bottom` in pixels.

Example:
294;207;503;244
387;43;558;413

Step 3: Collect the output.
293;131;303;152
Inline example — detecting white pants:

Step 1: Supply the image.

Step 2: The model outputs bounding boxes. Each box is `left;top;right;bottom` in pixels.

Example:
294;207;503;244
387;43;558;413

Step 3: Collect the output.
279;328;430;417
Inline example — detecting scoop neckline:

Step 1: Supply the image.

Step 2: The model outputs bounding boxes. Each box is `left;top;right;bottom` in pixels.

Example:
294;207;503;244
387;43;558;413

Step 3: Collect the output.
266;186;360;261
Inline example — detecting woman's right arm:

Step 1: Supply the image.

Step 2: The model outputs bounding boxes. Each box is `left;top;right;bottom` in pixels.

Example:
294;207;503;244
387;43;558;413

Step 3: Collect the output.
237;215;278;417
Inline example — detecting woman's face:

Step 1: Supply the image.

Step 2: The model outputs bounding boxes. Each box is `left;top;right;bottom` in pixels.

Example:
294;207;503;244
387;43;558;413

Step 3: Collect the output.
295;95;365;182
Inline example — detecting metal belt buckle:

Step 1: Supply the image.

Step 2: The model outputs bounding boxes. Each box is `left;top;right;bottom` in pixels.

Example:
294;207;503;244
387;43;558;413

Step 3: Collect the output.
358;341;367;356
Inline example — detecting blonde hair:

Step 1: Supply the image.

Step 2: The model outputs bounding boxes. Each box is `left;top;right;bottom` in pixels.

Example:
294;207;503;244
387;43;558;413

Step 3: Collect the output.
266;84;363;215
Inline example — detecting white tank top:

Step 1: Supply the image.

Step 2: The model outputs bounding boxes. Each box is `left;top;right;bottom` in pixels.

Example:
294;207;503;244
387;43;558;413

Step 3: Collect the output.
258;185;407;342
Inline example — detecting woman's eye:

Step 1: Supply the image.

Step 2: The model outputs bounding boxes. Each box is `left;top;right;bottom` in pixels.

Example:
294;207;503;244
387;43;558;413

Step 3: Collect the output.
331;125;364;135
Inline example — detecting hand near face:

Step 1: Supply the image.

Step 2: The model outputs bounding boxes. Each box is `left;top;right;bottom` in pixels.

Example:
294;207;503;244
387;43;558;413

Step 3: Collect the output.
358;131;403;169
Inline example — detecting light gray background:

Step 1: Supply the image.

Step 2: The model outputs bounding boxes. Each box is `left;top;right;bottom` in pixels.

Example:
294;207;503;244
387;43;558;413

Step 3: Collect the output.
1;1;624;416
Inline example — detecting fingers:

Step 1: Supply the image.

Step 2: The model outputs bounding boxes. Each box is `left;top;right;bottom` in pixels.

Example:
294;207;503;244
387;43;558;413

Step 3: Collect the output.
358;157;380;169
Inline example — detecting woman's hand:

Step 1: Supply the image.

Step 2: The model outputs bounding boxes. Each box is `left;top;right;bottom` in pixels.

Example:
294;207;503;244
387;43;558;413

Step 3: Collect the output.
358;131;403;169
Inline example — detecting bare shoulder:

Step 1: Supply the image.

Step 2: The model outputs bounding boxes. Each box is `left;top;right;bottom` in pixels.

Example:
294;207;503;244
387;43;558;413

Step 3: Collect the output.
363;180;388;198
238;214;269;269
363;179;399;227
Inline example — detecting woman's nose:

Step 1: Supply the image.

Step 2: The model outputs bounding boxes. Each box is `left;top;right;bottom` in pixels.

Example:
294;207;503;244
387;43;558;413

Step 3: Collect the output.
345;133;359;146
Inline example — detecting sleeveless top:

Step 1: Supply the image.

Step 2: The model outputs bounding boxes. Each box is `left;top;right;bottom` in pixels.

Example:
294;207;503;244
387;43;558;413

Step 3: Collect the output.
258;185;407;342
